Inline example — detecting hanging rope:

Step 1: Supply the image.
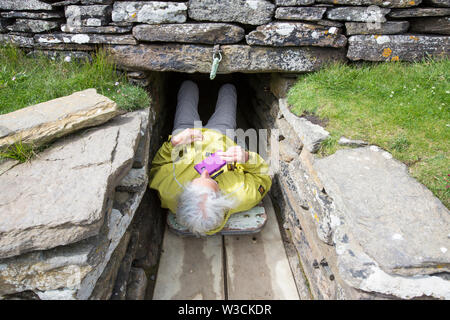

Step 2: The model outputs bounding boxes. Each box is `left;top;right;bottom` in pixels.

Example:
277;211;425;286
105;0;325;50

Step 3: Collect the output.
210;44;222;80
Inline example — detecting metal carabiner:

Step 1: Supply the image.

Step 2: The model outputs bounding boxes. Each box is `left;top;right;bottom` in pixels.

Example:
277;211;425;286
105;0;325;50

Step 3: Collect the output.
210;45;222;80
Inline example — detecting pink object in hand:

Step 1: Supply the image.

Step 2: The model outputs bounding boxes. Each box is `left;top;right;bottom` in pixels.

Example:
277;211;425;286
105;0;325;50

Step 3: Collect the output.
194;151;226;175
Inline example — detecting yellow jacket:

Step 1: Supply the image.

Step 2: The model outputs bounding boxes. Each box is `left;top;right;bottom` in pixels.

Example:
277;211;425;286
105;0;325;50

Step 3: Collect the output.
149;128;272;235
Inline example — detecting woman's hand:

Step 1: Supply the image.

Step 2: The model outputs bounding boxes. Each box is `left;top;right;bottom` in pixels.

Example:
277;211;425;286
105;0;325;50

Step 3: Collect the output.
217;146;249;164
171;128;203;146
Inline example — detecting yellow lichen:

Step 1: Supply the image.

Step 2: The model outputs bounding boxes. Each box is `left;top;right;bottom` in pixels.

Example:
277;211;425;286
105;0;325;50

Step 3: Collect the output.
382;48;392;57
409;35;419;41
391;56;399;62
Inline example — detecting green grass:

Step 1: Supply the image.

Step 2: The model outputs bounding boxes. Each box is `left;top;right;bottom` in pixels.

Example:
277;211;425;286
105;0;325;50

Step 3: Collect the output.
0;45;150;115
0;141;36;163
287;59;450;208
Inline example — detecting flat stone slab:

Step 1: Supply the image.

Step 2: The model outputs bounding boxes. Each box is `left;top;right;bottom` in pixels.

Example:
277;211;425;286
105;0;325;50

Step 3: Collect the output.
0;0;53;10
107;44;347;74
61;24;132;34
279;98;329;153
326;6;390;22
225;196;300;299
246;22;347;48
0;111;143;259
0;89;118;150
316;0;421;7
276;0;315;5
347;34;450;61
133;23;245;45
0;11;65;20
6;19;60;33
275;7;327;21
426;0;450;6
314;146;450;299
35;33;137;45
0;190;145;299
188;0;275;26
153;227;225;299
0;34;34;48
388;7;450;17
65;5;112;27
345;21;409;35
409;17;450;35
112;1;187;24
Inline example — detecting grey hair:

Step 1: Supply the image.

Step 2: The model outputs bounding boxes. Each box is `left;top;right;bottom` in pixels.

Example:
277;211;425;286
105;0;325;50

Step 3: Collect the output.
176;182;236;236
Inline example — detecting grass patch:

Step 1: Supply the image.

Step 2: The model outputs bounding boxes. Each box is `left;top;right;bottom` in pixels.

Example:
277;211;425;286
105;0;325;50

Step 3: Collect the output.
0;45;150;115
287;59;450;208
0;141;36;163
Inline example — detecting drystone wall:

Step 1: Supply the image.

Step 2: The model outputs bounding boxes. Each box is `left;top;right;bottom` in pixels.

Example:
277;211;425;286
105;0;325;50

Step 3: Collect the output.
0;0;449;73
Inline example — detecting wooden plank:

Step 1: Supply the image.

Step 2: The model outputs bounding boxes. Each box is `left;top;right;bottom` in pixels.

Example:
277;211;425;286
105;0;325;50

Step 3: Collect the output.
224;196;300;300
153;225;224;300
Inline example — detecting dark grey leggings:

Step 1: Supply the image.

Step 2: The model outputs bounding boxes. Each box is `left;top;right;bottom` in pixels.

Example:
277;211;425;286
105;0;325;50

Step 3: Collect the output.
172;80;237;137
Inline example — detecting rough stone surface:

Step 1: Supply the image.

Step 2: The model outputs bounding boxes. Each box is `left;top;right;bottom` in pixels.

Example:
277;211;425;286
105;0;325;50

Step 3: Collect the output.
270;73;298;99
0;34;34;47
0;11;64;20
246;22;347;48
0;0;53;10
32;42;95;51
112;1;187;24
0;110;143;259
276;0;315;5
110;229;139;300
6;19;60;33
108;44;347;74
188;0;275;25
81;0;114;4
347;34;450;61
65;5;112;27
0;110;149;300
316;0;422;7
345;21;409;35
327;6;390;22
275;7;327;21
0;18;8;32
0;89;118;150
61;24;131;34
409;17;450;35
314;146;450;299
125;267;147;300
89;231;131;300
279;98;330;153
317;19;344;27
116;167;148;193
338;136;368;147
425;0;450;7
34;33;137;45
27;50;92;62
388;7;450;17
133;23;245;44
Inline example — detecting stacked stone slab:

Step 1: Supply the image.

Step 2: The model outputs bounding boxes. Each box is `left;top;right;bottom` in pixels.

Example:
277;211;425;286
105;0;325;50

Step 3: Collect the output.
0;90;153;300
245;74;450;300
0;0;447;72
